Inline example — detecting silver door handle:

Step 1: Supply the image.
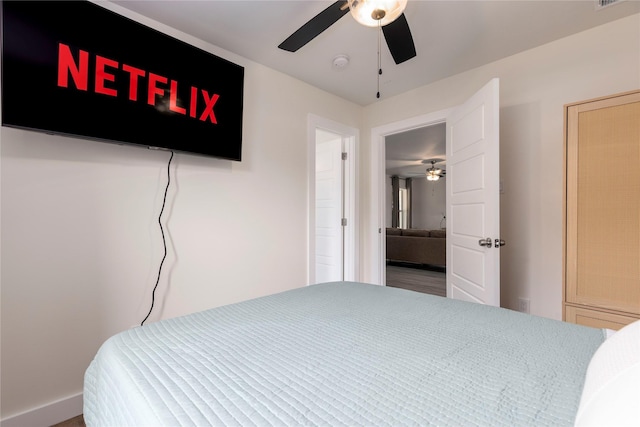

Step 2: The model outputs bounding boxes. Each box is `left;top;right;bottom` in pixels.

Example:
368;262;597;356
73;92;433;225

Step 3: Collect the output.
495;239;505;248
478;238;492;247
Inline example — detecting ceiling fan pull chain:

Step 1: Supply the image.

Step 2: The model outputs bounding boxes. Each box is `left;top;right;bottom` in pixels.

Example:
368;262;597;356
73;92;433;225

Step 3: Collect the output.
377;21;382;99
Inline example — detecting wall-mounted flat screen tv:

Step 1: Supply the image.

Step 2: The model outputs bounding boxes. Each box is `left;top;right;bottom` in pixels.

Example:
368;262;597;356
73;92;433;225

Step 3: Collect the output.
1;0;244;161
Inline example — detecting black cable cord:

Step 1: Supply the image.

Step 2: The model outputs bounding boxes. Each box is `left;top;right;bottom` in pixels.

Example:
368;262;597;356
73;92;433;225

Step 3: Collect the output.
141;150;174;326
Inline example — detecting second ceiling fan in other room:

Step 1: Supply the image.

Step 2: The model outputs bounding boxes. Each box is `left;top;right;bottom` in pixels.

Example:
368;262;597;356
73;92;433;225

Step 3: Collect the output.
278;0;417;65
424;159;446;181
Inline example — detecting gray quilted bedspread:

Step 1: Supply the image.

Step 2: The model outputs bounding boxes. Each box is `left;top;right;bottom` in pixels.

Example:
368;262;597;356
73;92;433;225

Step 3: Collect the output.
84;281;605;426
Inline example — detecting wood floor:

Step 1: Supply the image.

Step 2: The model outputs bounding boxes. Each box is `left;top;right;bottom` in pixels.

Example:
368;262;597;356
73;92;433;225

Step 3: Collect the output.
52;414;85;427
386;262;446;297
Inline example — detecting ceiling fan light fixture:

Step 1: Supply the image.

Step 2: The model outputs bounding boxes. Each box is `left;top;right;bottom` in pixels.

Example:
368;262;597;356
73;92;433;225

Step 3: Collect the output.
425;159;445;181
348;0;408;27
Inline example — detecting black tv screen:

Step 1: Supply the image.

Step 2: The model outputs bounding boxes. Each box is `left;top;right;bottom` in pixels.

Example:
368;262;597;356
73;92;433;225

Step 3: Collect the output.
1;0;244;161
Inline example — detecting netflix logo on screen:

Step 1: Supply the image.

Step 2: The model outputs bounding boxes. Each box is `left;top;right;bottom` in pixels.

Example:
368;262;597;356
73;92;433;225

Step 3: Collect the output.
57;43;221;124
1;1;244;161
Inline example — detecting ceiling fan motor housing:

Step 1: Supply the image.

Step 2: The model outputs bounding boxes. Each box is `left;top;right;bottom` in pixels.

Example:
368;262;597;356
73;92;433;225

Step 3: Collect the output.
372;9;386;20
348;0;408;27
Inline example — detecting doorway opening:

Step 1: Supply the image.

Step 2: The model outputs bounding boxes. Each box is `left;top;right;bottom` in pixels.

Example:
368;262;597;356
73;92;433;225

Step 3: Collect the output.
368;108;451;286
369;78;501;307
384;123;447;297
308;115;358;285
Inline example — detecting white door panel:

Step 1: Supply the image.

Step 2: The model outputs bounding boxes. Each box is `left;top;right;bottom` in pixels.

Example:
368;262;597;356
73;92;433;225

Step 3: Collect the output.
450;284;484;304
451;245;485;287
447;78;500;306
451;204;484;236
315;133;343;283
451;155;485;193
450;104;485;152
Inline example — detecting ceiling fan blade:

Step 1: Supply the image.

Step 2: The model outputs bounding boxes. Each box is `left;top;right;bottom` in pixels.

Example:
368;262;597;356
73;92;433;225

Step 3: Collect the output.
278;1;349;52
382;13;416;64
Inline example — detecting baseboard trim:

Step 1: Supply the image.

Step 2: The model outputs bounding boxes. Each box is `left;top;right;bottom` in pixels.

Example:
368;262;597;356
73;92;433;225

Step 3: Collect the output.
1;393;82;427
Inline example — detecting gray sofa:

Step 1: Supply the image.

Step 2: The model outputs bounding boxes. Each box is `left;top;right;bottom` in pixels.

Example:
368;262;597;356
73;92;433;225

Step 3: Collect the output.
386;228;446;267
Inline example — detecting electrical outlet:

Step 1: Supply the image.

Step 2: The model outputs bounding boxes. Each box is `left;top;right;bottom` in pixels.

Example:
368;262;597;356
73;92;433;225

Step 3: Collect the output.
518;298;530;314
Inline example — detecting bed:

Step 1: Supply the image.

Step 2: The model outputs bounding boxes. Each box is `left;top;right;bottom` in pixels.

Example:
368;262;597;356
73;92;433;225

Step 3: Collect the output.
83;281;638;426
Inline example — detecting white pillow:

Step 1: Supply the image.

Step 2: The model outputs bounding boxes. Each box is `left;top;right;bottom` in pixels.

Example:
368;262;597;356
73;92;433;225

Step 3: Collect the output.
574;319;640;426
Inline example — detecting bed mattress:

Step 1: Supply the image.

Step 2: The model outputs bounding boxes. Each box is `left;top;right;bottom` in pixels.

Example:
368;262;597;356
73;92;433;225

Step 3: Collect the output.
84;281;606;426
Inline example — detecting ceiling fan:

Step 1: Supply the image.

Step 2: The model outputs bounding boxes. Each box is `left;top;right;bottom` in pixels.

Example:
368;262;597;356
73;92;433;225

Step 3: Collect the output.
424;159;446;181
278;0;417;65
391;158;446;180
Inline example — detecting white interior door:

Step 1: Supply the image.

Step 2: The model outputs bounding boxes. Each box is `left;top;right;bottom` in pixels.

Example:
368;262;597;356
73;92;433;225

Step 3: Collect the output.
315;131;344;283
309;115;358;285
446;78;501;306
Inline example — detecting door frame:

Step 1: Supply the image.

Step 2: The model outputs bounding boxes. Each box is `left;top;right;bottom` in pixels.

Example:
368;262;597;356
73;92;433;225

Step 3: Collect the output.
308;114;359;285
369;108;452;285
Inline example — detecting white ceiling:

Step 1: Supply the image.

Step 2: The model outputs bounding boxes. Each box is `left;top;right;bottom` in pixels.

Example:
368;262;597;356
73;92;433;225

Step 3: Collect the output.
385;123;446;178
113;0;639;107
111;0;639;175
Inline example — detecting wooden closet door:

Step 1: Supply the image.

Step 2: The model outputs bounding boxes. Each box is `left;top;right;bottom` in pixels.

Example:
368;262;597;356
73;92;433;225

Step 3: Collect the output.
565;91;640;318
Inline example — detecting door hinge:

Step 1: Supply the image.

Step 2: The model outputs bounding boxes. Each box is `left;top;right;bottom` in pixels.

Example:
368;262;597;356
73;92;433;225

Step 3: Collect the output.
342;152;347;160
341;218;347;226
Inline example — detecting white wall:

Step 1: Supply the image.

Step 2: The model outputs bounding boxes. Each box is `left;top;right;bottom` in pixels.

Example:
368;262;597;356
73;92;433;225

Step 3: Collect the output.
360;13;640;320
0;3;362;424
385;177;446;230
411;178;446;230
